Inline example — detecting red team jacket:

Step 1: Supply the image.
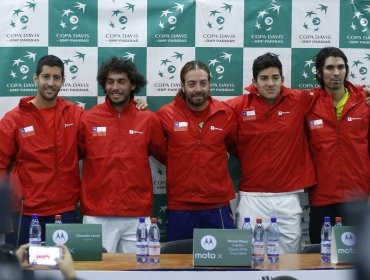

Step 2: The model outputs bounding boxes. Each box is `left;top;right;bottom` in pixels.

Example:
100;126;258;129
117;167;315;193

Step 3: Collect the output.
78;98;166;216
307;82;370;206
226;85;316;193
0;97;82;215
157;94;237;210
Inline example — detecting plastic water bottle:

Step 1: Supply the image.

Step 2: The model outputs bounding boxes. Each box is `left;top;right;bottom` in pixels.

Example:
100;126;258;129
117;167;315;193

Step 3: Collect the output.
148;218;160;264
54;215;62;224
252;218;265;265
29;214;41;246
321;216;332;263
241;217;253;236
334;217;342;227
136;217;148;264
267;217;279;263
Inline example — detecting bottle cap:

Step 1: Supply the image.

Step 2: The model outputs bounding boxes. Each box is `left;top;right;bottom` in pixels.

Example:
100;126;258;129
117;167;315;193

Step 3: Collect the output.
324;216;330;222
335;217;342;222
55;215;61;220
151;217;158;223
244;217;250;223
256;218;262;223
32;213;38;219
271;217;277;223
139;217;145;223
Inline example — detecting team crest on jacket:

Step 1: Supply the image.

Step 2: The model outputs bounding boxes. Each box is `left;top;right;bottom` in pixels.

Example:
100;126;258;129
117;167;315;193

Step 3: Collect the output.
174;122;188;131
92;127;107;136
308;119;323;129
20;126;35;137
242;109;256;121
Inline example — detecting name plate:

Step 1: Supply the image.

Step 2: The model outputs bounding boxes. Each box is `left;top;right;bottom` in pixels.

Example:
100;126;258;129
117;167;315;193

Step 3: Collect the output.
193;228;252;267
331;226;357;264
46;224;102;261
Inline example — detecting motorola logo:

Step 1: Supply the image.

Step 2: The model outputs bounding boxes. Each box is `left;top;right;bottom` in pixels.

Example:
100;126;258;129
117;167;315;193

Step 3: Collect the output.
200;235;217;250
52;230;69;245
341;232;356;246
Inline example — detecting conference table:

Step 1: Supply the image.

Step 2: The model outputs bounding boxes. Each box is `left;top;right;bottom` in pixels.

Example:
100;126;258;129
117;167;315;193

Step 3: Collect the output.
34;253;355;280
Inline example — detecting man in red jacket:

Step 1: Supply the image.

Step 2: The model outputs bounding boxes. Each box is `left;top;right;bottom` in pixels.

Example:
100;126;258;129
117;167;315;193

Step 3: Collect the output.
307;47;370;244
79;57;166;253
226;53;317;253
0;55;83;247
157;61;237;241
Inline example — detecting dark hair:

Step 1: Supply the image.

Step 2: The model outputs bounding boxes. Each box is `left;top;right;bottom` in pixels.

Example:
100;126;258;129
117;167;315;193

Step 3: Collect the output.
97;57;147;97
180;60;211;84
178;61;211;98
252;53;283;80
36;55;64;77
315;47;349;89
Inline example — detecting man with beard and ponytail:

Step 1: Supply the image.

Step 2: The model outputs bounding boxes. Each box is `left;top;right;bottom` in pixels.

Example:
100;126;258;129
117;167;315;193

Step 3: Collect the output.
157;60;237;241
78;57;166;253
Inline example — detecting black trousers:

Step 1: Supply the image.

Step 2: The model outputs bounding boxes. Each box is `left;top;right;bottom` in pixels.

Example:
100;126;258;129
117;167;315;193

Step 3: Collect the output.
309;200;368;244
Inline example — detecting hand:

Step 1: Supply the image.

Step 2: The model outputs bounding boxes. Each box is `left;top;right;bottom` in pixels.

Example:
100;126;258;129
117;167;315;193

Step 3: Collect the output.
363;87;370;105
56;244;77;280
15;243;32;269
134;98;148;110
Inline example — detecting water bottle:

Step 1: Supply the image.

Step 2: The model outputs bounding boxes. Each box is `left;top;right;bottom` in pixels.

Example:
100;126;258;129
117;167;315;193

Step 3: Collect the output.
267;217;279;263
252;218;265;265
136;217;148;264
241;217;253;240
334;216;342;227
29;214;41;246
148;218;160;264
321;216;332;263
54;215;62;224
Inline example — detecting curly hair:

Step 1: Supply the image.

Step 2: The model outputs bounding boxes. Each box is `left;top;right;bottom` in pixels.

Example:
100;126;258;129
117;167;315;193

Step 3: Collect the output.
97;56;147;96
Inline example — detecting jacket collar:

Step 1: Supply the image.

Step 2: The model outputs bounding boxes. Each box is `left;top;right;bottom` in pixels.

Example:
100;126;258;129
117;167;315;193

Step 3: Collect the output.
104;96;136;114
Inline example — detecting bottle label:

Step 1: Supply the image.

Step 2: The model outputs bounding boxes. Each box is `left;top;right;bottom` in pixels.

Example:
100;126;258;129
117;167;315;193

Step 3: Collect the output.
321;241;331;255
136;241;148;256
148;242;160;257
267;241;279;256
253;241;265;256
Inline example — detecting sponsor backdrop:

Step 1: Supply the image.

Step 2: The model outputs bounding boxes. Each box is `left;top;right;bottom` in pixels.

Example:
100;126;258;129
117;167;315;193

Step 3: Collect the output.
1;0;369;243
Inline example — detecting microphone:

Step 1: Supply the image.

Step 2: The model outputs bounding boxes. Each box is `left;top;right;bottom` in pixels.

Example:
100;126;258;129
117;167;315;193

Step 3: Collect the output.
16;195;25;248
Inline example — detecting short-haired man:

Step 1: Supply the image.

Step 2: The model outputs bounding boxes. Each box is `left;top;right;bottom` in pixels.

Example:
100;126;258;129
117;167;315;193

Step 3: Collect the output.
157;61;237;241
78;57;166;253
307;47;370;243
0;55;83;246
226;53;316;253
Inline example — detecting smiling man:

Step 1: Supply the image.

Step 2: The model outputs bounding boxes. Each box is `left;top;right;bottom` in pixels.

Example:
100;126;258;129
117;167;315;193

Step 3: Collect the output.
225;53;316;253
78;57;166;253
307;47;370;244
157;61;237;241
0;55;83;247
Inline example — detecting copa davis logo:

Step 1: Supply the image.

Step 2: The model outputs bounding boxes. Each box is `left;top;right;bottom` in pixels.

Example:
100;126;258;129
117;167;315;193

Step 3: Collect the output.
56;1;90;43
250;1;284;44
298;4;331;44
105;1;139;43
154;51;183;92
59;51;89;92
206;52;236;94
195;235;223;259
346;1;370;44
7;51;38;93
6;0;40;43
154;2;187;43
295;54;320;89
52;230;69;245
338;231;357;254
349;53;370;84
202;3;235;43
